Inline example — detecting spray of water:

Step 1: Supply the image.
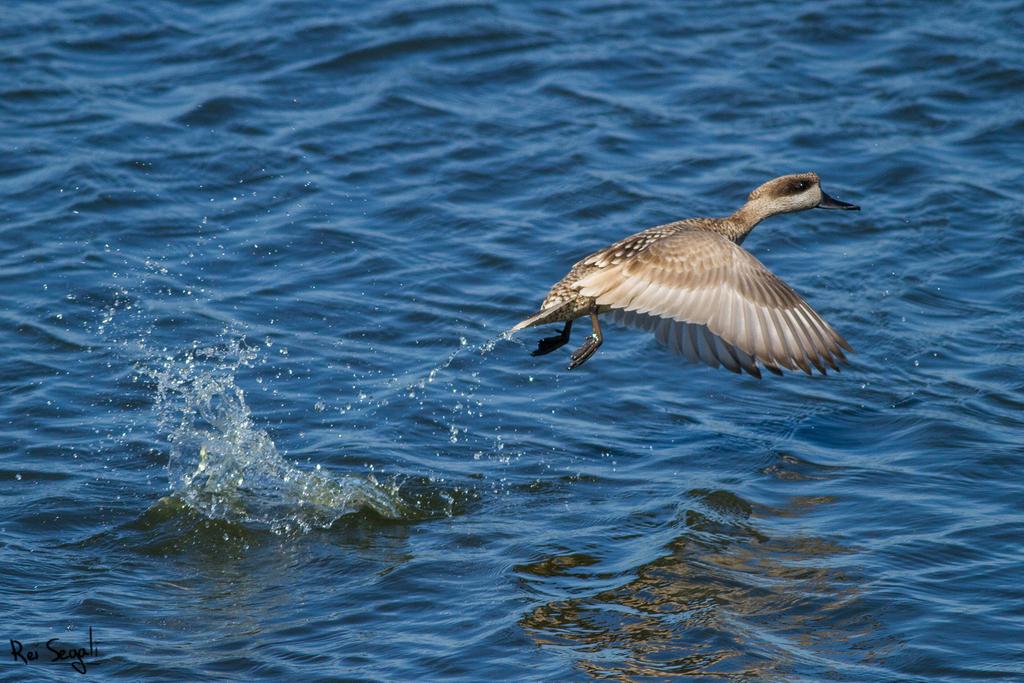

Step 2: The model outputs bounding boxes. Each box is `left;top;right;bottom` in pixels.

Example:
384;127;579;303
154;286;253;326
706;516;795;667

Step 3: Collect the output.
139;338;412;532
87;240;512;534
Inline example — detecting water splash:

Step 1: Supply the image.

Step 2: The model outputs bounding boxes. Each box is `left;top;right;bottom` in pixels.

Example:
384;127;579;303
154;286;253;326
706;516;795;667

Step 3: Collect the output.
363;331;518;409
140;338;412;532
336;331;528;462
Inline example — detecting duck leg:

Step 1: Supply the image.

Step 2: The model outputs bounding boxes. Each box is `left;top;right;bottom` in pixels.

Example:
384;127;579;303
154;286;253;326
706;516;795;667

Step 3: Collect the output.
568;305;603;370
531;320;573;356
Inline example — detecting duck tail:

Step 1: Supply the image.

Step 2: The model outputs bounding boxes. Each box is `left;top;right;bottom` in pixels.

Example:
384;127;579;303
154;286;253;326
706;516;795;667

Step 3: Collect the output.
510;312;545;333
510;307;559;334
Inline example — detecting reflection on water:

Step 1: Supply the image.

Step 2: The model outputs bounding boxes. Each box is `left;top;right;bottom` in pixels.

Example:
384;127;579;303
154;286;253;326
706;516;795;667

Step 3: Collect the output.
518;487;885;679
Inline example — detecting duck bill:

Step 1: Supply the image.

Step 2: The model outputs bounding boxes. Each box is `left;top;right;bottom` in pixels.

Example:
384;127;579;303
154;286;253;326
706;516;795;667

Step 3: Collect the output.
817;190;860;210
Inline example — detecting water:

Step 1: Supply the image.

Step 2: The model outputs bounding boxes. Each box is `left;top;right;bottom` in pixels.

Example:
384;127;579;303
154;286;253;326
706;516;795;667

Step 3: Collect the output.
2;0;1022;679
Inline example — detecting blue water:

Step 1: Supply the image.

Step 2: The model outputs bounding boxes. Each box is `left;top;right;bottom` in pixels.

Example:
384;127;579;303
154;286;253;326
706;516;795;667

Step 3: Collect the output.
2;0;1023;680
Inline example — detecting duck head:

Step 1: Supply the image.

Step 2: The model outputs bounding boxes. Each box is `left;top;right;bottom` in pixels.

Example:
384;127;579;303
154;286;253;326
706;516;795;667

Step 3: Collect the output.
746;172;860;216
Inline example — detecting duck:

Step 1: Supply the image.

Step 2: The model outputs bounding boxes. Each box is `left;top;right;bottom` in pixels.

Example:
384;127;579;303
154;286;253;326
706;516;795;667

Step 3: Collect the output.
511;172;859;377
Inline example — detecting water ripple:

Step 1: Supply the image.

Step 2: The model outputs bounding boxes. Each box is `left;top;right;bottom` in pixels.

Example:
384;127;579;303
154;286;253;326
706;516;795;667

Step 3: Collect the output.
1;0;1022;679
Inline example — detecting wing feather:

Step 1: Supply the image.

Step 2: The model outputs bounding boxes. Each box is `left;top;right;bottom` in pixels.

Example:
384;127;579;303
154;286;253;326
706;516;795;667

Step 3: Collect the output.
577;228;851;377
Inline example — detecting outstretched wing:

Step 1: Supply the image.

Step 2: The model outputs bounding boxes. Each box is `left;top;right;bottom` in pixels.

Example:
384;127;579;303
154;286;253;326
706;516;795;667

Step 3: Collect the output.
574;229;851;377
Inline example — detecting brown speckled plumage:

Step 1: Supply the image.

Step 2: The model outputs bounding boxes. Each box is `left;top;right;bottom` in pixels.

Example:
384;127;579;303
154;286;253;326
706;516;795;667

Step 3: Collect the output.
512;172;860;376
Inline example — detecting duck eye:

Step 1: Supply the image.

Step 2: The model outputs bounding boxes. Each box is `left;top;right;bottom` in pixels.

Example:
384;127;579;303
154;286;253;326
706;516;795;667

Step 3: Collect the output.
793;181;808;192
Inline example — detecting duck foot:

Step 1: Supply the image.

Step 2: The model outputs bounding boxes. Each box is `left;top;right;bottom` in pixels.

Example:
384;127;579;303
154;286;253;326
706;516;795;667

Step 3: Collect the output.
531;321;572;356
568;334;601;370
567;305;603;370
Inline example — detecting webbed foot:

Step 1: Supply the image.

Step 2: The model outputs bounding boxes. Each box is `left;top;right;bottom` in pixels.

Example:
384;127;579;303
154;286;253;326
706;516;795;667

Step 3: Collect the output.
531;320;572;357
568;334;601;370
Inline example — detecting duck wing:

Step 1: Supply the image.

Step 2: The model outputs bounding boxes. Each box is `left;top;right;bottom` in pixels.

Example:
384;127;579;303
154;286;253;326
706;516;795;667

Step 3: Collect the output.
573;229;851;377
